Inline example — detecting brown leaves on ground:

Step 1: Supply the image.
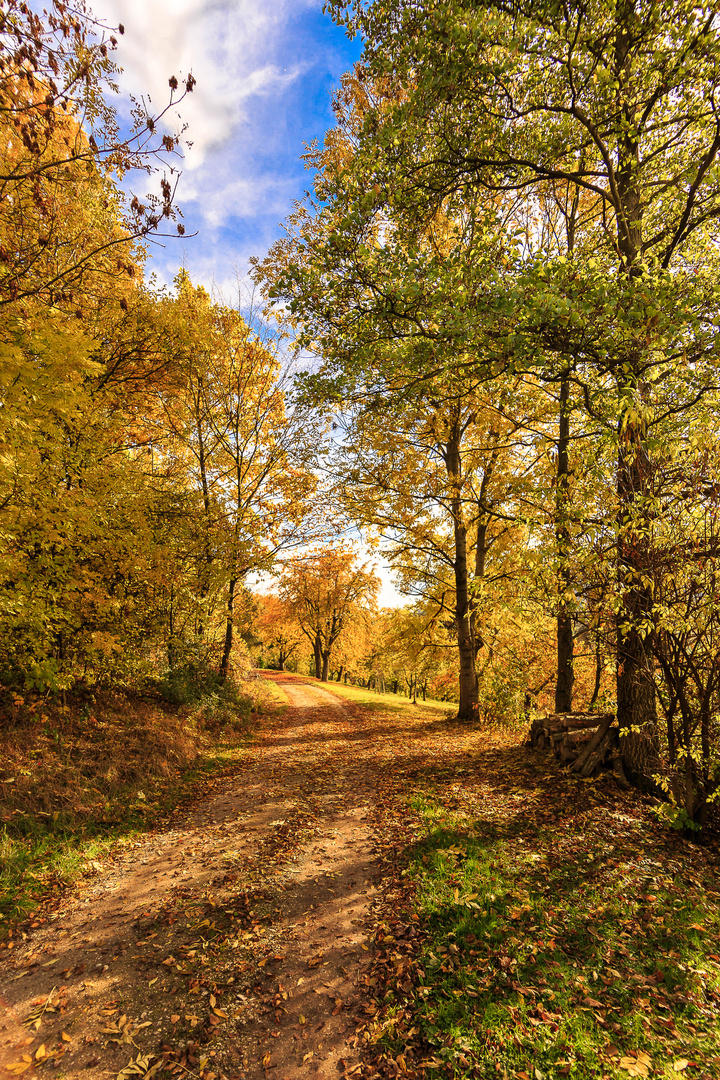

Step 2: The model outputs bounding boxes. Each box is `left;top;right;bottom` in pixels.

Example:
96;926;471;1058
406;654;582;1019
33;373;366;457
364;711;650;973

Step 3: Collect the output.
2;673;718;1080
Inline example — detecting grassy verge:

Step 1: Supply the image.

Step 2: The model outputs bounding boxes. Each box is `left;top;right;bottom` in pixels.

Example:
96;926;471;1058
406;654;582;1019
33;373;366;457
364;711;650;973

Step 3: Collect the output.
0;677;277;931
401;795;720;1079
301;676;455;719
362;741;720;1080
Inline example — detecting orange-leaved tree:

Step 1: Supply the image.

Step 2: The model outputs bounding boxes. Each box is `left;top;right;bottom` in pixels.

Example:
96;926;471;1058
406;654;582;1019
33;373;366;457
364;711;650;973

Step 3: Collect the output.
254;594;305;672
0;0;193;309
280;547;380;682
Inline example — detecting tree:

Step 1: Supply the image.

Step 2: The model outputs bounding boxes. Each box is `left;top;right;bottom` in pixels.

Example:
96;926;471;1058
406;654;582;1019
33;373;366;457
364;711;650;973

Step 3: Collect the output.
646;449;720;826
0;0;193;309
280;547;380;682
256;72;547;718
146;277;323;679
254;594;305;671
0;304;177;690
309;0;720;780
331;377;541;719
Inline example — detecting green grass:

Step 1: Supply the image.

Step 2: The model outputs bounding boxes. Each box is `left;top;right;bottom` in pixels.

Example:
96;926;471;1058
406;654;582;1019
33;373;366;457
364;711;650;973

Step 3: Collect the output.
262;678;290;705
304;676;455;719
376;790;720;1080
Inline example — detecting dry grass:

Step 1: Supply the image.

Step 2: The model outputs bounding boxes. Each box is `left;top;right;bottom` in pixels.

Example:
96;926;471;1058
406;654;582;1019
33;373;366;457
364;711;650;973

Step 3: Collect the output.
0;674;277;924
0;690;208;831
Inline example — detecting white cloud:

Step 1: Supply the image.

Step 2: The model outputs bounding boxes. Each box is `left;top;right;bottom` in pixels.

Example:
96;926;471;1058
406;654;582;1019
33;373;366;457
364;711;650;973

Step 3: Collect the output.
98;0;315;164
90;0;358;293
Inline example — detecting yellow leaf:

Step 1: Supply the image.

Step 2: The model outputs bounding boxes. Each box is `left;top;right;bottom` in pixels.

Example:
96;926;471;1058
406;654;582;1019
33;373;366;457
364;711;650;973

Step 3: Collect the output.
673;1062;689;1073
35;1044;46;1059
61;1032;71;1042
170;1015;180;1024
298;1014;306;1025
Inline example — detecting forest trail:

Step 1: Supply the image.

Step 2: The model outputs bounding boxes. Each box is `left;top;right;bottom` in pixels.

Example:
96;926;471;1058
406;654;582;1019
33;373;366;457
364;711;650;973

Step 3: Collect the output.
0;673;395;1079
3;677;720;1080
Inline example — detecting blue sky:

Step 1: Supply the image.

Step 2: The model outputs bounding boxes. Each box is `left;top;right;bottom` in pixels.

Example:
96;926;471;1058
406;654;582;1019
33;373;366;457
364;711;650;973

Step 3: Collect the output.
100;0;362;294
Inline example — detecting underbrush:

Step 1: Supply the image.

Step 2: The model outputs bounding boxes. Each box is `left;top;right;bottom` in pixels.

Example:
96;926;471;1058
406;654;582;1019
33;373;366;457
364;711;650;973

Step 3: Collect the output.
0;673;276;928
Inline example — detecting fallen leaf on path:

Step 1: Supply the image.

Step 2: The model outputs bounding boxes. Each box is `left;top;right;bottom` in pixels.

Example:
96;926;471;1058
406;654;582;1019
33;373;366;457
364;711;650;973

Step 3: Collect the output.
116;1053;153;1079
23;993;57;1030
6;1057;33;1075
619;1054;650;1077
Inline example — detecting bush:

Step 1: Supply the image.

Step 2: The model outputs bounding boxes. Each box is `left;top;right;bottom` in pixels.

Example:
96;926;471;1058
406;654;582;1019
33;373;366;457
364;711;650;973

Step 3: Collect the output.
152;641;227;706
192;682;254;734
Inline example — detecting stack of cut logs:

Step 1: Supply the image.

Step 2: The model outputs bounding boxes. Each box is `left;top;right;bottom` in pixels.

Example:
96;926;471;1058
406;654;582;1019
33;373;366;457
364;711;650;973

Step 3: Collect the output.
526;712;629;786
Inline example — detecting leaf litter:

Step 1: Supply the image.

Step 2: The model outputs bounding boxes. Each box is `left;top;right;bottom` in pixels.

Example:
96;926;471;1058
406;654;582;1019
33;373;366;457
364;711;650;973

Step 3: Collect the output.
0;674;718;1080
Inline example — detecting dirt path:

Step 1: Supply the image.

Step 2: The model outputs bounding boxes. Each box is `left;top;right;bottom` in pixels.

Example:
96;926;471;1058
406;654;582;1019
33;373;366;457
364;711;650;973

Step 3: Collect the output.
0;674;394;1080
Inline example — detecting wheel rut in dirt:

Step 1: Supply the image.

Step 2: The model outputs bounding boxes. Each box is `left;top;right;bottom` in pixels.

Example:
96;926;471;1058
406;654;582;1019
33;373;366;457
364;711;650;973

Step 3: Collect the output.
0;673;384;1080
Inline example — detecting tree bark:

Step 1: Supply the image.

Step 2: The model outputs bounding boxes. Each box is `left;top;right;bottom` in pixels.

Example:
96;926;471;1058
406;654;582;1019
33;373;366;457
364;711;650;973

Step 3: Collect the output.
220;576;237;679
588;634;602;709
613;11;657;775
313;633;322;680
616;427;658;776
555;370;574;712
447;424;479;721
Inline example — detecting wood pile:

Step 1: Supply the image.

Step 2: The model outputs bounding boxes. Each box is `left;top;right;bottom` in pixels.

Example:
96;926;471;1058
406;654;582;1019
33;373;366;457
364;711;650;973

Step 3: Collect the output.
526;712;629;786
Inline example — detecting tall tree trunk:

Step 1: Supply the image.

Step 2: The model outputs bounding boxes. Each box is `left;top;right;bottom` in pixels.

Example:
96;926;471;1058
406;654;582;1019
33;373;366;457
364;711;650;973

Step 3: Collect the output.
220;576;237;679
321;649;330;682
553;159;584;714
555;370;575;712
613;15;657;775
447;426;478;721
616;426;657;776
588;634;602;709
313;633;322;680
193;381;213;640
